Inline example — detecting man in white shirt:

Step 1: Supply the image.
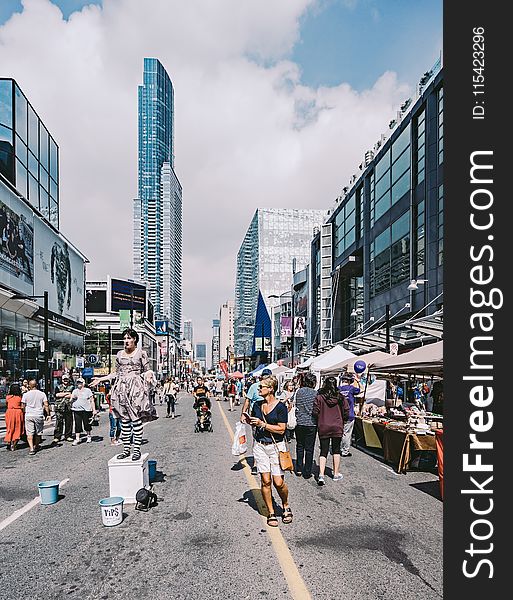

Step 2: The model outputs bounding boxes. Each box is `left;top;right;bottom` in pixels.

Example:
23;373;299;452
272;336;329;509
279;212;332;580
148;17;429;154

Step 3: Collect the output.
22;380;50;455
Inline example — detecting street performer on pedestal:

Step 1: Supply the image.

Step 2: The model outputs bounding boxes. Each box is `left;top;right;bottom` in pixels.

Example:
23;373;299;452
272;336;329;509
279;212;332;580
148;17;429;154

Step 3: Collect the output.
91;328;157;461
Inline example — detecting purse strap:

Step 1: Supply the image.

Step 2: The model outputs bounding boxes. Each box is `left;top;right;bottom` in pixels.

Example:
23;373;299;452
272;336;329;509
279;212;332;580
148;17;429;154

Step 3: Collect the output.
260;405;289;453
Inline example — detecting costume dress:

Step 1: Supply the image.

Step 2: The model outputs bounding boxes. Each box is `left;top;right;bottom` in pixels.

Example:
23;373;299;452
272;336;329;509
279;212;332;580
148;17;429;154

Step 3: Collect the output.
110;348;157;422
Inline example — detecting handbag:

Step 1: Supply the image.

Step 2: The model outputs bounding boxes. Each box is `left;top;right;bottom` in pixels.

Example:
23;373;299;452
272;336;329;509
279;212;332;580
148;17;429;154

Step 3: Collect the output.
286;391;297;430
261;411;294;471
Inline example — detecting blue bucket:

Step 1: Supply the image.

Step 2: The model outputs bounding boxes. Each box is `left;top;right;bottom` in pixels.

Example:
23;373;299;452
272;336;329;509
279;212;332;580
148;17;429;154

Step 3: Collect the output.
148;460;157;482
38;480;60;505
99;496;124;526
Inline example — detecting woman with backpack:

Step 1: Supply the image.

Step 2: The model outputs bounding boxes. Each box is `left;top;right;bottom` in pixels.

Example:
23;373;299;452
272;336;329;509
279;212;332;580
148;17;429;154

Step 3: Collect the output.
313;376;350;486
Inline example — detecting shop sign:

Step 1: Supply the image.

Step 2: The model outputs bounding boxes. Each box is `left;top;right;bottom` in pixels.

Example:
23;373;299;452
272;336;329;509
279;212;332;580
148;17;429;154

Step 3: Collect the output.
390;343;399;356
94;367;110;376
76;357;85;368
81;367;94;377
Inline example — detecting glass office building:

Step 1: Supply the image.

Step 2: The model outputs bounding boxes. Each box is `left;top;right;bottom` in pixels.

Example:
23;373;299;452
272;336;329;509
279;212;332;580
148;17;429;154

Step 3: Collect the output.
234;208;326;358
1;79;86;385
133;58;182;340
1;78;59;228
310;64;443;351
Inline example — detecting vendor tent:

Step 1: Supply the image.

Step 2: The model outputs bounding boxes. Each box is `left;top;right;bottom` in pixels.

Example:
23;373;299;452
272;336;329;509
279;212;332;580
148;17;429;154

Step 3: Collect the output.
369;341;443;377
301;345;355;373
271;365;291;375
320;350;391;377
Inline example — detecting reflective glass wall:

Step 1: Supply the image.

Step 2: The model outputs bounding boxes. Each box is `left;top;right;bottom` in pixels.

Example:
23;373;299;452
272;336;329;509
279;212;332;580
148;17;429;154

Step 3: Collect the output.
0;79;59;229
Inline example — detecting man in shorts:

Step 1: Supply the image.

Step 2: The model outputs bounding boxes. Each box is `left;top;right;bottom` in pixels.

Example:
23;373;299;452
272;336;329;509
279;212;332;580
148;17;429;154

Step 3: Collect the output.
22;379;50;455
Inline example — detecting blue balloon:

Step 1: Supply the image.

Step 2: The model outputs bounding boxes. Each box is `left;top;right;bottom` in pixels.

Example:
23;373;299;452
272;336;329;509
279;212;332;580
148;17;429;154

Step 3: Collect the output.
354;360;367;373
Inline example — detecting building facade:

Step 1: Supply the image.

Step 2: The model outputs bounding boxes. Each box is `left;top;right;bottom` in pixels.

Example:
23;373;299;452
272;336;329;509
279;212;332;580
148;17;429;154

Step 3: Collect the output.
1;78;86;389
219;300;234;364
183;319;193;346
133;58;182;340
211;319;220;369
310;64;443;354
195;343;207;373
85;279;158;375
234;208;326;359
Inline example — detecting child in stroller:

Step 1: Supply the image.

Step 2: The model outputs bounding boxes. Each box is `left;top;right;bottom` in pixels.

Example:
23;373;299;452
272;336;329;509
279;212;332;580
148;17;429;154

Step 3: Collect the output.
194;396;213;432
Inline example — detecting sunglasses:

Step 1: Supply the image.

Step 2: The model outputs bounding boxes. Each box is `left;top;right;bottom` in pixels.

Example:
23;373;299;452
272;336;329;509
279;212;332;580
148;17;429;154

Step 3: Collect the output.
259;385;269;389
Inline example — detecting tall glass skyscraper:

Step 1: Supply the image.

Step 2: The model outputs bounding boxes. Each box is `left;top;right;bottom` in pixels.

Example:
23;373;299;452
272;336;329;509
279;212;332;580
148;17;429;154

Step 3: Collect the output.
234;208;326;357
133;58;182;340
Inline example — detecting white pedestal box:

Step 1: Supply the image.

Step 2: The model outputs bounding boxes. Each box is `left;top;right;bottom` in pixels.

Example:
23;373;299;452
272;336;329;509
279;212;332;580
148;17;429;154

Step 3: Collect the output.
108;452;149;504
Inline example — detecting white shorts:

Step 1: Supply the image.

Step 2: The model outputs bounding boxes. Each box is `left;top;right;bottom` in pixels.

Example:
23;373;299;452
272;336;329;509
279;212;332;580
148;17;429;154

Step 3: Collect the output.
253;440;287;477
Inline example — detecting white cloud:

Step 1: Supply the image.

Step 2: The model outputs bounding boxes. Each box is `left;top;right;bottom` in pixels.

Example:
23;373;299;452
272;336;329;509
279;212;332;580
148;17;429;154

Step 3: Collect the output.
0;0;411;344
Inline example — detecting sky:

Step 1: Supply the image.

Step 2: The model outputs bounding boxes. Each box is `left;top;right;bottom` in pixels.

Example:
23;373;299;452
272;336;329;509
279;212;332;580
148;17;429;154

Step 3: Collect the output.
0;0;442;349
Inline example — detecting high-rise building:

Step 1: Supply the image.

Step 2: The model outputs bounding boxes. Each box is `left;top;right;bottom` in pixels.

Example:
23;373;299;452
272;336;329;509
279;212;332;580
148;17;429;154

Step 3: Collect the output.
219;300;234;363
183;319;193;345
133;58;182;340
211;319;220;368
234;208;326;357
195;343;207;372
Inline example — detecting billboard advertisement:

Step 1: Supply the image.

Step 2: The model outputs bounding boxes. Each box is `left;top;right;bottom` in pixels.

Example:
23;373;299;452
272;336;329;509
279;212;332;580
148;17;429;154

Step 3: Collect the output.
33;217;85;326
280;316;292;339
155;320;169;335
294;316;306;338
110;277;146;314
0;185;35;296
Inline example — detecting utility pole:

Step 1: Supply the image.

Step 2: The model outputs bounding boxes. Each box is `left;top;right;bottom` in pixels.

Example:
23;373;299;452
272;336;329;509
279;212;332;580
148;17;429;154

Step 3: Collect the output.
385;304;390;353
291;295;295;368
108;325;112;372
43;291;49;397
130;290;134;328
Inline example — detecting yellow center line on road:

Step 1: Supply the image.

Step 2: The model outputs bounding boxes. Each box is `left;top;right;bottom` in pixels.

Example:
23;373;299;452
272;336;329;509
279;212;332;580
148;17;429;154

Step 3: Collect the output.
216;401;312;600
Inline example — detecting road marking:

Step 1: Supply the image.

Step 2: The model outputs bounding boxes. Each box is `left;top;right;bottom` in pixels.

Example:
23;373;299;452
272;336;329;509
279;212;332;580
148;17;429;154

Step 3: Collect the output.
0;478;70;533
216;402;311;600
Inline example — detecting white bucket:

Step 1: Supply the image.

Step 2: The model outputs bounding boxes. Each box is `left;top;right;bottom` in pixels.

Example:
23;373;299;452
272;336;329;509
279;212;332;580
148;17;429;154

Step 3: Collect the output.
99;496;124;527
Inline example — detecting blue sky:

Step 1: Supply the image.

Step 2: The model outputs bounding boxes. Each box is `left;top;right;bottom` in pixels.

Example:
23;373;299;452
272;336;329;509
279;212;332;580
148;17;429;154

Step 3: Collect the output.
2;0;442;91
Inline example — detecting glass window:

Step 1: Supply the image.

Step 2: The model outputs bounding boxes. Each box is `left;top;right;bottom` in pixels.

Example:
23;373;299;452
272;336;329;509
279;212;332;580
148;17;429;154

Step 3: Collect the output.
40;125;49;171
28;174;38;208
15;134;27;167
345;209;355;234
50;138;58;182
50;178;57;201
39;189;49;219
28;105;38;157
50;200;59;227
0;123;12;145
374;228;390;256
14;85;27;142
40;166;49;192
374;193;389;222
391;211;410;243
375;173;390;200
391;123;410;162
15;158;28;198
0;142;14;183
391;169;410;204
28;151;38;178
0;80;13;128
375;149;390;182
392;148;410;183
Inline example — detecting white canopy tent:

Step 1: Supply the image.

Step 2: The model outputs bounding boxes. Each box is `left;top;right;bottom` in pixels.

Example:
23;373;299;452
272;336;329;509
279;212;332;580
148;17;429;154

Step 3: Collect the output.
320;350;391;377
299;345;356;374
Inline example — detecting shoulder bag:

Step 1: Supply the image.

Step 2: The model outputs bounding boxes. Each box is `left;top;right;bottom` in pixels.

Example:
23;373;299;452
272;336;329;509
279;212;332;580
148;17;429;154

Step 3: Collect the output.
261;409;294;471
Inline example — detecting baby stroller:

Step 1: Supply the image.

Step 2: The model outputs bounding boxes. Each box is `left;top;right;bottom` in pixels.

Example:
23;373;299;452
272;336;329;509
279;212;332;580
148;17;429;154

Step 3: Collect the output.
194;397;213;433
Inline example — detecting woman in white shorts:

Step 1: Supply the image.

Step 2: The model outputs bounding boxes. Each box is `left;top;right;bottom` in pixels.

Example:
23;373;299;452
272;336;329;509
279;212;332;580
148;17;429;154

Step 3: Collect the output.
249;376;293;527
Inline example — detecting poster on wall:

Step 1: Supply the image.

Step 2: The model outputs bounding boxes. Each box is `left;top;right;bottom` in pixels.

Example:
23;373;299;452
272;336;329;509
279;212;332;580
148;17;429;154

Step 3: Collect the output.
0;187;34;296
33;218;85;326
280;316;292;339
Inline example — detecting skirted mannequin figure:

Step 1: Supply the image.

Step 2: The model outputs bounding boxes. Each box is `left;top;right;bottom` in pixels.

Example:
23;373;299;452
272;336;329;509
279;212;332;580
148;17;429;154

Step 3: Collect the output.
91;328;157;461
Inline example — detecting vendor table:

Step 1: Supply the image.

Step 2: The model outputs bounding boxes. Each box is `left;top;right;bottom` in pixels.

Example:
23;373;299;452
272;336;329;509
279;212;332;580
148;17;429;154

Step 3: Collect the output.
354;416;437;473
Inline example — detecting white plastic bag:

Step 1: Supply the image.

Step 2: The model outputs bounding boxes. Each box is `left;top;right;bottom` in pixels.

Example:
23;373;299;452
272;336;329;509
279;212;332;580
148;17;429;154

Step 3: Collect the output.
232;421;248;455
287;405;297;429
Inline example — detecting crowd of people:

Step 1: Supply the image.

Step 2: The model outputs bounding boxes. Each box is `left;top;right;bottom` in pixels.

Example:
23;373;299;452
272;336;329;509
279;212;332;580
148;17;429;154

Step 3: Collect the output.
187;367;362;528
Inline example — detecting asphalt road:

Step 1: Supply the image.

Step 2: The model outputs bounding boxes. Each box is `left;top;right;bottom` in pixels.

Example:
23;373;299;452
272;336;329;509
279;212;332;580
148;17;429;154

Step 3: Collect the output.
0;392;443;599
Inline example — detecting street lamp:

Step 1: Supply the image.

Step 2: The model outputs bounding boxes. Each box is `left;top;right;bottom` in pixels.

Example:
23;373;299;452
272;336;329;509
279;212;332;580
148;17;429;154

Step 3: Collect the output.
12;291;49;397
407;279;428;291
